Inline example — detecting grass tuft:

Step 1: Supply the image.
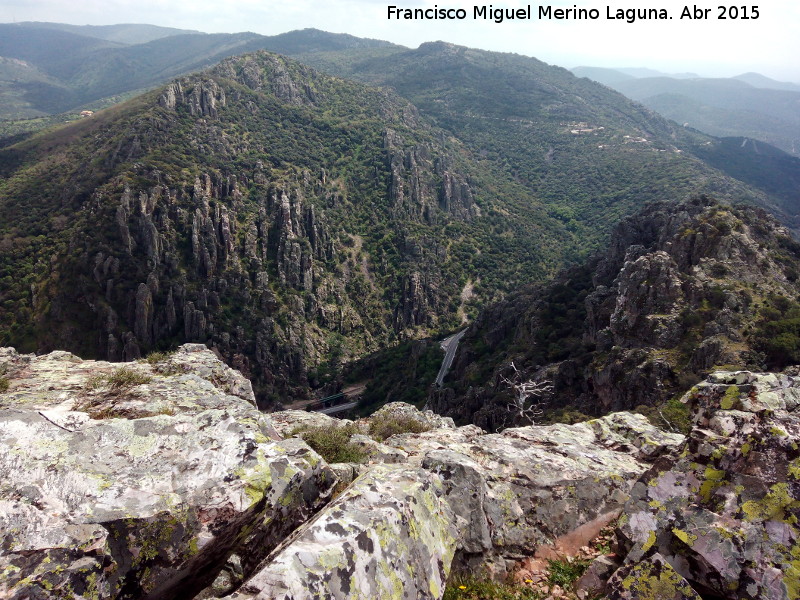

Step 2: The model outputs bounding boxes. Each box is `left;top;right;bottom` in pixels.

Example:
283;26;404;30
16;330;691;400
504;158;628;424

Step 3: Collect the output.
104;367;152;390
84;367;152;392
443;575;541;600
546;558;590;587
368;414;432;441
293;424;368;464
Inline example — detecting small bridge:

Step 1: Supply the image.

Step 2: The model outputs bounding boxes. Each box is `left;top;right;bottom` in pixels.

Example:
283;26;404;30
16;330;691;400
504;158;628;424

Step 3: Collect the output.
304;386;363;415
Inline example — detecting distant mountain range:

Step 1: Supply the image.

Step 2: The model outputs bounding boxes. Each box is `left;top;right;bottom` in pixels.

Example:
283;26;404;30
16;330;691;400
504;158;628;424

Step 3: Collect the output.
10;21;202;44
0;22;398;119
572;65;800;155
2;22;798;159
1;24;799;406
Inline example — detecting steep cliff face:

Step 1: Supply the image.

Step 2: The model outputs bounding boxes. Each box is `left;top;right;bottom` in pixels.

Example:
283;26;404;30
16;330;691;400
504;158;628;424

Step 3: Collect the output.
433;197;800;429
0;51;572;406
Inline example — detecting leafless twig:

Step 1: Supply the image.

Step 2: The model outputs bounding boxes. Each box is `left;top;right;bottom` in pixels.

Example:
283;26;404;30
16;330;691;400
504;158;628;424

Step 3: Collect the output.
497;362;553;429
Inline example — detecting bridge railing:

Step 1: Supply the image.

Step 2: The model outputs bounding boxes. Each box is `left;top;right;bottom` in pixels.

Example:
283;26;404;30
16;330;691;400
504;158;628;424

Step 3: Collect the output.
305;392;348;412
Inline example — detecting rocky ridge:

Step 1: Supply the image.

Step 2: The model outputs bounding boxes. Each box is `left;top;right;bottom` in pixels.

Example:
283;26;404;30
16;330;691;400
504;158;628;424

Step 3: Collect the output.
3;48;604;410
0;51;518;408
0;344;334;599
432;197;800;430
3;344;800;598
0;344;680;599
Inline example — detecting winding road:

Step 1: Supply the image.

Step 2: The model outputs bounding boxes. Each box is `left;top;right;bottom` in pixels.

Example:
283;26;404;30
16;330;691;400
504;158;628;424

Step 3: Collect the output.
435;329;466;387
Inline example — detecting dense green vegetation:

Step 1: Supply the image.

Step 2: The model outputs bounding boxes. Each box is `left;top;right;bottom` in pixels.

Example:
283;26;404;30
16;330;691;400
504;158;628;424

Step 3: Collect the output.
753;294;800;368
291;424;368;464
0;52;570;404
301;41;796;251
2;36;799;408
345;340;444;415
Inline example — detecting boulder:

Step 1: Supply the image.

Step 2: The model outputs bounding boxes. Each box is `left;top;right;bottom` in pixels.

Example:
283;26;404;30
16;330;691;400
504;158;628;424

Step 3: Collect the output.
269;409;352;438
382;409;684;576
225;464;457;600
367;401;456;431
612;370;800;599
0;345;335;600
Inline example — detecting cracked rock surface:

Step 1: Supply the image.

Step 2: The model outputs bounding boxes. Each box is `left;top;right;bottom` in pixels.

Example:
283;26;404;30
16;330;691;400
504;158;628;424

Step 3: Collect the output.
0;345;334;600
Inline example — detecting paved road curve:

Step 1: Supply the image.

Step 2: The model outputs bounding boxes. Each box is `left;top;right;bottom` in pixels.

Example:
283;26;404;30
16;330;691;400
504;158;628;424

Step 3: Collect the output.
435;329;466;387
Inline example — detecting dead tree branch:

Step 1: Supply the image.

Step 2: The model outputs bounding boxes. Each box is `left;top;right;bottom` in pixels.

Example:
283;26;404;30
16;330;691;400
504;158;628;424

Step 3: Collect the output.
498;362;553;429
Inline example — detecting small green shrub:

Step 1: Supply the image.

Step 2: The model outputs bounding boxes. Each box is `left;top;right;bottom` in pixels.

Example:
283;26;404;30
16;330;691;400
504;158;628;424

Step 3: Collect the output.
0;375;9;393
635;396;692;435
368;415;431;442
105;367;152;390
547;558;590;587
144;351;171;365
85;367;152;392
294;424;368;464
443;575;540;600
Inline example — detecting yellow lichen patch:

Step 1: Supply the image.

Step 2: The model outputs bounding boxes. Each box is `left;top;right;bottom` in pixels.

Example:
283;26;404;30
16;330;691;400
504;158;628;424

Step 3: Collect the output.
711;446;727;460
234;452;274;506
127;434;157;459
699;467;727;502
720;385;740;410
789;458;800;480
642;530;657;552
620;559;699;599
714;526;736;541
672;528;698;547
741;483;800;522
741;442;751;456
785;560;800;599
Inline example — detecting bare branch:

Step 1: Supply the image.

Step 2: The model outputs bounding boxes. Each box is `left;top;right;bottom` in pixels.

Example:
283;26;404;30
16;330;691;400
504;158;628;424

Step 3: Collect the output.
498;362;552;427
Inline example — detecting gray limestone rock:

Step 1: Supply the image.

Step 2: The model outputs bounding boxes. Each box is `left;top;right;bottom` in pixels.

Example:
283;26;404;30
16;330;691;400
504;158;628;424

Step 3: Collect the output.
0;345;334;600
224;465;457;600
369;401;456;431
611;370;800;599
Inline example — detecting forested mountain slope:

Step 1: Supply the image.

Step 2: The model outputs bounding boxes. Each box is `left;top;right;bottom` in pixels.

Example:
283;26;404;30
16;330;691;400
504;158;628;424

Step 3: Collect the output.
2;43;798;408
0;51;573;406
0;24;400;119
431;197;800;430
296;40;800;240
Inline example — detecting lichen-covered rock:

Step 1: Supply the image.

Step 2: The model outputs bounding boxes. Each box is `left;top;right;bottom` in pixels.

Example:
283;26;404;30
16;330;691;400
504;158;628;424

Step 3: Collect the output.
0;345;335;600
607;553;702;600
348;433;409;464
587;411;684;461
381;409;683;576
269;409;352;438
259;402;683;587
612;370;800;599
367;401;456;431
225;464;457;600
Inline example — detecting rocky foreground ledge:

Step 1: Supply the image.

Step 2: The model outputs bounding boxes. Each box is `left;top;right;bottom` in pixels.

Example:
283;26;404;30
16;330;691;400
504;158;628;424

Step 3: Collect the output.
1;345;799;599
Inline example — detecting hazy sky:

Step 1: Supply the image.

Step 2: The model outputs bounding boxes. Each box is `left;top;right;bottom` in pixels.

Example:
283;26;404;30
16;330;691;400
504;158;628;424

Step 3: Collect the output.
2;0;798;81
